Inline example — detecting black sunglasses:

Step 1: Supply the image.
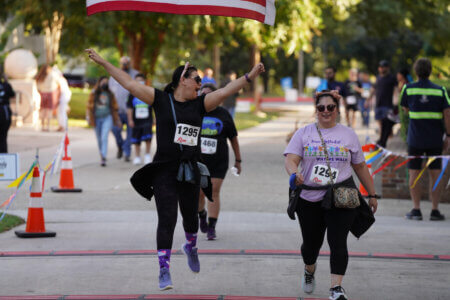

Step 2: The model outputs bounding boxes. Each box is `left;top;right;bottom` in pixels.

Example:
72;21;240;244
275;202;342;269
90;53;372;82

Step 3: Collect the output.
189;75;202;84
316;104;337;112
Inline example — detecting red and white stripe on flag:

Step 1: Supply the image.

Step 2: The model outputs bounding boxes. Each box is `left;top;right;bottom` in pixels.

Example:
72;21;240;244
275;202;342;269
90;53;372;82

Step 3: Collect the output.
86;0;276;25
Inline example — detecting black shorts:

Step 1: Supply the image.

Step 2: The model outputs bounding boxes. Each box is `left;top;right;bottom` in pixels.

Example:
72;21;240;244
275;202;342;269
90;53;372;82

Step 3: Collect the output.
346;104;358;111
407;146;442;170
203;156;228;179
131;126;152;144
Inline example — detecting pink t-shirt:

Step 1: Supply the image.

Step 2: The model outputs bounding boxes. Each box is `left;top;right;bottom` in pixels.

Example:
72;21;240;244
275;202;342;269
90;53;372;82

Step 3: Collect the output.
284;123;365;202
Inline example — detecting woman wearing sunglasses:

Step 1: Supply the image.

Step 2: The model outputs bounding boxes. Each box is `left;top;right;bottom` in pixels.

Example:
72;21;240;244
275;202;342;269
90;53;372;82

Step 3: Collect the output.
85;48;265;291
284;90;378;300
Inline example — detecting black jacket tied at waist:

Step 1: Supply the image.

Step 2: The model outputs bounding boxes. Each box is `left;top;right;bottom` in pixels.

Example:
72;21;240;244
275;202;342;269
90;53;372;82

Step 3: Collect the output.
289;176;375;238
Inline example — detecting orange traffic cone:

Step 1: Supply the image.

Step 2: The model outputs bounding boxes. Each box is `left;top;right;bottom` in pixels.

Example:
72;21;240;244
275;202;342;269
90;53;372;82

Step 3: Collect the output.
51;133;82;193
360;144;376;196
15;165;56;238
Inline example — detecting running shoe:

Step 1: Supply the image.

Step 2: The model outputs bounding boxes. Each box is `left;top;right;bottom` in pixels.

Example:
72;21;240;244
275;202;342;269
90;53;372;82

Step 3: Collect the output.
101;157;106;167
158;267;173;290
199;213;208;233
144;154;152;164
116;148;123;159
181;243;200;273
133;157;142;165
124;155;131;162
329;285;348;300
430;209;445;221
207;227;216;240
301;265;316;294
405;209;422;220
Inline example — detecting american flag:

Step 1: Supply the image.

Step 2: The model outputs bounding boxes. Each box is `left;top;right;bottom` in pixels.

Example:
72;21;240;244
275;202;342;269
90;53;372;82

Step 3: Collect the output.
86;0;276;25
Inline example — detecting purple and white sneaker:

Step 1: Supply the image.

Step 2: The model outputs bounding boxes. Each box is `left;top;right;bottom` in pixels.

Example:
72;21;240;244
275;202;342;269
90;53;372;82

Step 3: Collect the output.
207;227;216;240
181;243;200;273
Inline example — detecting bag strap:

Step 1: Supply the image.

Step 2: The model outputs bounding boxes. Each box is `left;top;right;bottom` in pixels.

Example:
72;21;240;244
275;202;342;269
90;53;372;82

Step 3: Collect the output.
314;123;335;185
168;94;183;151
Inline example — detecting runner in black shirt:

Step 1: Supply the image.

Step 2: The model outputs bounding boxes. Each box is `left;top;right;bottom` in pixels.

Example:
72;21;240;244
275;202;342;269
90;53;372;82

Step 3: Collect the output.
86;48;265;291
197;84;241;241
0;72;15;153
126;73;153;165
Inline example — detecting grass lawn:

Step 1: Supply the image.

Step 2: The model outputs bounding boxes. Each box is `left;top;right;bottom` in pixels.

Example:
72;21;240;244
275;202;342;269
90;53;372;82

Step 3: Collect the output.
67;87;279;130
0;214;25;233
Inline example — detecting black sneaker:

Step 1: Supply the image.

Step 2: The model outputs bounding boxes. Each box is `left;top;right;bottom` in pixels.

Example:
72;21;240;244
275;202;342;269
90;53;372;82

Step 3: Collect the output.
405;209;422;220
124;156;131;162
117;148;123;159
101;157;106;167
199;212;208;233
329;285;348;300
430;210;445;221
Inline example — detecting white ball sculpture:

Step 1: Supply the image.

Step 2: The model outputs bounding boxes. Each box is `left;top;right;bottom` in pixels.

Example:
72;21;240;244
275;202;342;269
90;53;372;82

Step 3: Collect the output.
4;49;38;80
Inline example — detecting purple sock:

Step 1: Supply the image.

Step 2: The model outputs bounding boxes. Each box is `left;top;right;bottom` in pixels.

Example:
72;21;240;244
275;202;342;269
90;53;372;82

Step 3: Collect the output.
185;232;197;251
158;249;171;269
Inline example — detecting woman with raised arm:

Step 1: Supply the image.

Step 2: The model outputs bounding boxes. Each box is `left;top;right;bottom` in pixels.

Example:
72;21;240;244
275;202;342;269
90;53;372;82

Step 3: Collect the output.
86;48;264;290
284;90;378;300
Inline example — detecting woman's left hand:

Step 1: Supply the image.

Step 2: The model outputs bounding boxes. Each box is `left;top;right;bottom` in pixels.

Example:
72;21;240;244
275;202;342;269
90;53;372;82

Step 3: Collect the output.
85;48;106;65
369;197;378;213
248;63;265;80
234;161;242;175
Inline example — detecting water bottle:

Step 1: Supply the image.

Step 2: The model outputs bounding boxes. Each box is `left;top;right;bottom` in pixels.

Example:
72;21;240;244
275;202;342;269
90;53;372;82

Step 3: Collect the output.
230;167;239;177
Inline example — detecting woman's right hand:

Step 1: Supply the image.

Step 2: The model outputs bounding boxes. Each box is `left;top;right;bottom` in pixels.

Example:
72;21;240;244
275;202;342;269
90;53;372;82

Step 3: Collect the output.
85;49;106;65
295;173;304;186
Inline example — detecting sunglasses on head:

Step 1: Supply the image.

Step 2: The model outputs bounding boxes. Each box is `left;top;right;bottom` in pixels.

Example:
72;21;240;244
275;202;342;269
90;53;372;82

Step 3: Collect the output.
316;104;337;112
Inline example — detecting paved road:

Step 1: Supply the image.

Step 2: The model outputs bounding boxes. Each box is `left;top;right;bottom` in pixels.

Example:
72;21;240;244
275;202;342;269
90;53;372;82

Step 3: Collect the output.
1;104;449;300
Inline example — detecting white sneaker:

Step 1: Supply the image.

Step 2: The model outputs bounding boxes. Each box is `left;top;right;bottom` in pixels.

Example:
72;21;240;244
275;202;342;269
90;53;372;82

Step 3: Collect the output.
133;157;142;165
144;154;152;164
302;264;316;294
329;285;348;300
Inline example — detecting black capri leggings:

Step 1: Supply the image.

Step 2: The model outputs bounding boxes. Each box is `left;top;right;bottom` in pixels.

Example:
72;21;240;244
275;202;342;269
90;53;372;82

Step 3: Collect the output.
152;164;200;249
296;197;356;275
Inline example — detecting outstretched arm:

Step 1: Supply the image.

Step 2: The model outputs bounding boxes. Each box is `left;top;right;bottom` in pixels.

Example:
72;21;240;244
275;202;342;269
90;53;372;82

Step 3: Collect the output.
85;49;155;105
204;63;265;112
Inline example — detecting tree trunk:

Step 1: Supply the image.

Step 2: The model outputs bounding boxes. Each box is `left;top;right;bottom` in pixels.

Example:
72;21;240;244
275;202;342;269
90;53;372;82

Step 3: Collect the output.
213;45;221;86
298;50;304;95
43;11;64;64
147;31;166;84
251;45;262;113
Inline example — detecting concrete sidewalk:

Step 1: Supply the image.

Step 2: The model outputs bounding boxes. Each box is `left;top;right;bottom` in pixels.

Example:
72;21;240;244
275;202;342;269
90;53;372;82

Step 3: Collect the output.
1;105;449;300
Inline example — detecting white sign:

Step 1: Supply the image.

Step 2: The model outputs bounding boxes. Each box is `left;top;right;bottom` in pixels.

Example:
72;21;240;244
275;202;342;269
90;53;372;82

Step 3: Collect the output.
0;154;20;181
236;101;251;113
306;76;321;89
285;88;298;103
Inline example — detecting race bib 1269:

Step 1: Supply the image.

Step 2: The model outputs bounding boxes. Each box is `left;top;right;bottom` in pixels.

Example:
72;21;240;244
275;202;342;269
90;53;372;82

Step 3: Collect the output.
309;164;339;185
201;137;217;154
174;123;200;146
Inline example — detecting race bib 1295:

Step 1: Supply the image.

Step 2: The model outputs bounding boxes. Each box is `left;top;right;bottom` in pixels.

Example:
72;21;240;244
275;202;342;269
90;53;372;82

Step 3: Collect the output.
174;123;200;146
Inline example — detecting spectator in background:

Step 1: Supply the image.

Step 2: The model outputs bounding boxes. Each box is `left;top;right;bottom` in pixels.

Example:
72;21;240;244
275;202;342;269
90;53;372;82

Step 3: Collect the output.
0;66;15;153
127;73;153;165
109;56;139;162
366;60;398;147
316;67;345;98
400;58;450;221
344;69;362;128
53;66;72;132
358;71;372;127
201;68;217;85
36;64;60;132
87;76;121;167
221;71;239;118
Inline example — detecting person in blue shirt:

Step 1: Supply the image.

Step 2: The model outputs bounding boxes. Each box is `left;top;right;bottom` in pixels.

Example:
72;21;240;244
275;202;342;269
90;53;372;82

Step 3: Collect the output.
316;67;345;97
201;67;217;85
400;58;450;221
126;74;153;165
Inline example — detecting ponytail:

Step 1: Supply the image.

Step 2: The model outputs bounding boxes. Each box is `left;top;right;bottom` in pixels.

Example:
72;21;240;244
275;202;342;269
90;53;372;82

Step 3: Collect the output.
164;82;175;93
164;64;198;94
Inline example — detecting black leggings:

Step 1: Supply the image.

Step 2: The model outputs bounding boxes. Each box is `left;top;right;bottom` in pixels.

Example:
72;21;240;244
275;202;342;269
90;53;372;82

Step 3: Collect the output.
296;198;356;275
152;164;200;249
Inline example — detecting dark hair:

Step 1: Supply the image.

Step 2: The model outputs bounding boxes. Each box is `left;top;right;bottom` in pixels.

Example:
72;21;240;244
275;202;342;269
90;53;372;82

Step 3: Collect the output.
315;90;340;109
414;58;432;79
94;76;109;94
164;65;198;93
135;73;146;80
397;68;411;82
325;66;336;73
201;83;217;92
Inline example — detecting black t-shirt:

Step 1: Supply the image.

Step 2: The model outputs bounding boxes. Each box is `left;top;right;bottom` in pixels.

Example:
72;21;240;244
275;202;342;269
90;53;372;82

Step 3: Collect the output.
0;81;15;106
152;89;206;162
375;73;397;108
127;94;153;127
200;106;238;163
344;80;362;106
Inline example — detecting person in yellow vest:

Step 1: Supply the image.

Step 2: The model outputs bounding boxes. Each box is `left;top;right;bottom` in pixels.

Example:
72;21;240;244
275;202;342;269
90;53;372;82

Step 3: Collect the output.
400;58;450;221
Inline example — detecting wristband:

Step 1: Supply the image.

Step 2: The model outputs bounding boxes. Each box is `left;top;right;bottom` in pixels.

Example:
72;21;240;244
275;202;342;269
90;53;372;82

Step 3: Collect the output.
366;194;380;199
245;73;252;83
289;173;297;190
235;159;242;163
